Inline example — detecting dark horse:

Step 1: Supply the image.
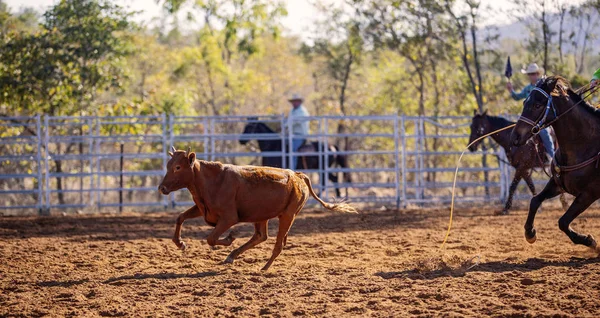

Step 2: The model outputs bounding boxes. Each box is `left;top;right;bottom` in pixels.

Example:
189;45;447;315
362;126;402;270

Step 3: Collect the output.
469;110;566;214
239;120;350;197
511;76;600;251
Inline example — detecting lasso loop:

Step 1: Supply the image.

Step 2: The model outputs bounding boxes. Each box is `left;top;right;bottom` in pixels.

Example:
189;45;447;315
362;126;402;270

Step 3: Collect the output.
441;123;516;248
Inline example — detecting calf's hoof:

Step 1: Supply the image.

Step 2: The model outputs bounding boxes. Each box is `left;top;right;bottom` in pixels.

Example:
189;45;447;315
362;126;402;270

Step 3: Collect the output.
525;228;537;244
222;256;235;264
226;232;237;244
179;241;187;251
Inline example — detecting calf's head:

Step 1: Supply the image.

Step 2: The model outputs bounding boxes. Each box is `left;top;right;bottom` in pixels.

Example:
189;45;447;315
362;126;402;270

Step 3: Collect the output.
158;146;196;195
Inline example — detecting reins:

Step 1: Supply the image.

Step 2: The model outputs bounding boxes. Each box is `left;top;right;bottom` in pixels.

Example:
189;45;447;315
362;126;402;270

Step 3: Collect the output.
443;84;598;248
517;84;600;174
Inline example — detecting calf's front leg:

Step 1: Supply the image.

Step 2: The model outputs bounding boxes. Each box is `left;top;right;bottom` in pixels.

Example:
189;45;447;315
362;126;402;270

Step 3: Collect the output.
173;205;203;251
206;217;238;247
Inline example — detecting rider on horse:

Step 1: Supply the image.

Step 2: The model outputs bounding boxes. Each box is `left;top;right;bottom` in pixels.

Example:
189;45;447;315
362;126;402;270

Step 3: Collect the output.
506;63;555;160
288;93;310;169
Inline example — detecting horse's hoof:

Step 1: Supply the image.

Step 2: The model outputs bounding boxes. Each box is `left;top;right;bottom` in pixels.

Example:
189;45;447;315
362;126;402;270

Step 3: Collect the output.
496;210;509;216
586;235;598;252
179;241;187;251
222;256;234;264
525;229;537;244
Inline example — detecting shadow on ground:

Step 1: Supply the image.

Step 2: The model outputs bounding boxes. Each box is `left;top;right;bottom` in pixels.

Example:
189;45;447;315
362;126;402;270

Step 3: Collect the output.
0;208;450;240
375;256;600;280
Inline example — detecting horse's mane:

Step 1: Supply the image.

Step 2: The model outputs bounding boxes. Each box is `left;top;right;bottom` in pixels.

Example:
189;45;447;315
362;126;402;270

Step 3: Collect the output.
486;114;515;127
539;76;600;117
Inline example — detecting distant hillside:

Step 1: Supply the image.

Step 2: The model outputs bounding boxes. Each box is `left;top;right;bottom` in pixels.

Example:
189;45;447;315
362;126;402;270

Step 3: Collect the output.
493;12;600;54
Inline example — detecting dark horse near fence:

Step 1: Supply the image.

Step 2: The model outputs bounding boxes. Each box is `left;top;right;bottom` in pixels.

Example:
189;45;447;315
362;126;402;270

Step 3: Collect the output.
511;76;600;251
469;110;566;215
239;120;350;197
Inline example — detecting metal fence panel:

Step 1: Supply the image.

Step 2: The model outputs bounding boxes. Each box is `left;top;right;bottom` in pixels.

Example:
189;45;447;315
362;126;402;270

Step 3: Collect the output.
0;114;554;214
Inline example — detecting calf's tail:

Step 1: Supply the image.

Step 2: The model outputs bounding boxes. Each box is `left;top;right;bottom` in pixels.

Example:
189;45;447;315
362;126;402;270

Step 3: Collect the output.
297;173;357;213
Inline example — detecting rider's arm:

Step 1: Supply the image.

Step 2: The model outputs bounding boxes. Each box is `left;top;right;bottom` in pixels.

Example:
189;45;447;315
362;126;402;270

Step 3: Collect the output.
510;87;528;101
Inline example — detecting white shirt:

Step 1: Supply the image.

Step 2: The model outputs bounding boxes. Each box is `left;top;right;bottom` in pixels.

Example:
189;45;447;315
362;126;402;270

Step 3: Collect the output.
289;105;310;136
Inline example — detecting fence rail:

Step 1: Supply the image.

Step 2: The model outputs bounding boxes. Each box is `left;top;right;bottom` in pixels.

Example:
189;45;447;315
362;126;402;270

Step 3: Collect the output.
0;114;547;214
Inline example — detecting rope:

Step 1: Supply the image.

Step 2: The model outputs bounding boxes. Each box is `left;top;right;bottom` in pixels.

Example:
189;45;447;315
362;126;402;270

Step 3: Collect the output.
441;124;516;248
442;86;599;249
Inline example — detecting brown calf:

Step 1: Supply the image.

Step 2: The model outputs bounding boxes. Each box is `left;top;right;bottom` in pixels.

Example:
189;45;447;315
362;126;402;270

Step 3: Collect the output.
158;147;357;271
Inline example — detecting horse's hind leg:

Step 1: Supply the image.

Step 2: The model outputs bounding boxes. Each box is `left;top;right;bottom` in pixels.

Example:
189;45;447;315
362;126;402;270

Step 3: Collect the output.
525;178;562;244
502;172;523;215
558;191;598;249
329;172;341;197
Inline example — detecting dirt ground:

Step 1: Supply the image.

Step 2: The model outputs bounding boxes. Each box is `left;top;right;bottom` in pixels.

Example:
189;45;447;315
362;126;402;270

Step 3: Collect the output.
2;205;600;317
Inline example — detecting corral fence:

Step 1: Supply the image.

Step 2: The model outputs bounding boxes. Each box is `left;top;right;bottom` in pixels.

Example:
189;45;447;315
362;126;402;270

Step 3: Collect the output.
1;114;549;215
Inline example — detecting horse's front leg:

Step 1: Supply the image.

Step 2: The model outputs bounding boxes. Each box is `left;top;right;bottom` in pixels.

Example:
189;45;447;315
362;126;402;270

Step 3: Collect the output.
501;172;523;215
558;191;598;249
523;172;536;196
524;178;562;244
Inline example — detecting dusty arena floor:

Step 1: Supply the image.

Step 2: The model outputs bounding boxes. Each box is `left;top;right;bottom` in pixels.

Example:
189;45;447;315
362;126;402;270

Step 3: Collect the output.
2;206;600;317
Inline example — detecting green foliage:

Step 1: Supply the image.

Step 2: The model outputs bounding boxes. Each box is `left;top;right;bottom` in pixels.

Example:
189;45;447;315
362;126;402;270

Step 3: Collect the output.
0;0;134;116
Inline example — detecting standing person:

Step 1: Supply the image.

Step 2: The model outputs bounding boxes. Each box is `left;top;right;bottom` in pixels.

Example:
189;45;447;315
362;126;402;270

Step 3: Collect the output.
506;63;555;160
288;93;309;170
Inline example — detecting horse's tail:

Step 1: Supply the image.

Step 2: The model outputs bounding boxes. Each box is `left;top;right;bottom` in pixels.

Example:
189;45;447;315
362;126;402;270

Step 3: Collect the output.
297;172;357;213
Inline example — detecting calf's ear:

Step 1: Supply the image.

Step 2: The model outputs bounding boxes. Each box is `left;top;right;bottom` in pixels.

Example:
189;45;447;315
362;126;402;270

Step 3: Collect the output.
188;152;196;168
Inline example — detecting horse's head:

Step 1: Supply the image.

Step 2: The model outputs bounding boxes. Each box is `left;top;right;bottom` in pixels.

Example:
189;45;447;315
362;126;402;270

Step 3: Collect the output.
240;117;263;145
468;109;489;152
240;118;277;145
511;76;570;147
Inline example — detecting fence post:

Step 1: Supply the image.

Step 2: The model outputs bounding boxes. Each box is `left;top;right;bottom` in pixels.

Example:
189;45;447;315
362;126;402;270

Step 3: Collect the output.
400;115;408;208
35;115;43;215
209;118;215;162
323;117;329;199
95;117;101;210
165;114;172;209
88;118;94;209
280;114;286;169
393;116;401;209
119;143;124;213
43;116;51;215
317;117;323;192
287;115;293;170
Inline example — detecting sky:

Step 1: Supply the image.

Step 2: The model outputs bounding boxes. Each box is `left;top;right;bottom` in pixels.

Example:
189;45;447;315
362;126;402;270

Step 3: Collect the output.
8;0;586;39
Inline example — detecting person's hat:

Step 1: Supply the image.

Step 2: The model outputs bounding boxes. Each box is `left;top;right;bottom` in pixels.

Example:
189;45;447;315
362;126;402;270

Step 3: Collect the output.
288;93;304;102
521;63;543;75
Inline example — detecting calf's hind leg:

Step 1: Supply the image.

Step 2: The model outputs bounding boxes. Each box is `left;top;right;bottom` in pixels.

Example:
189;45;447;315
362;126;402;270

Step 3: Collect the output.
262;213;297;271
224;221;268;264
206;218;237;247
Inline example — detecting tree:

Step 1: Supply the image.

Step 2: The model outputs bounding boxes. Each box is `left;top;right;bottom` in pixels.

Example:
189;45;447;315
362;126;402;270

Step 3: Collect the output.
510;0;555;74
303;6;363;117
0;0;134;206
161;0;287;116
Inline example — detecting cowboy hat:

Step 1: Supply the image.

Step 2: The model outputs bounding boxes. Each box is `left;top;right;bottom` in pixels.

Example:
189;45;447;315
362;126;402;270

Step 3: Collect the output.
521;63;543;75
288;93;304;102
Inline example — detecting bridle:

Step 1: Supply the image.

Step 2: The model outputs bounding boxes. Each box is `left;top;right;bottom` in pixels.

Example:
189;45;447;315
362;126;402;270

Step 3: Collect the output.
517;85;597;135
517;87;557;135
516;83;599;179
